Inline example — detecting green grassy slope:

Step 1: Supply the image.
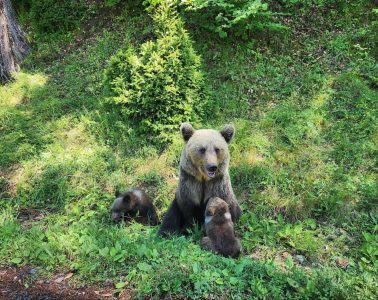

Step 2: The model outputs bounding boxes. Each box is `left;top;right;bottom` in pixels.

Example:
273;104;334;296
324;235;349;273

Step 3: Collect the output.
0;2;377;299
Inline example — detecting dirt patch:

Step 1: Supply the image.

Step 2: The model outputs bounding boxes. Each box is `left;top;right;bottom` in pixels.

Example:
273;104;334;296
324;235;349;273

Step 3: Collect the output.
0;267;130;300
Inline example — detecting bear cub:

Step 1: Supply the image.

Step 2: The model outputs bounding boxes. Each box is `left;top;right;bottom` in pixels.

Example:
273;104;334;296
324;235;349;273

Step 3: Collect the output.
200;197;241;258
111;189;159;225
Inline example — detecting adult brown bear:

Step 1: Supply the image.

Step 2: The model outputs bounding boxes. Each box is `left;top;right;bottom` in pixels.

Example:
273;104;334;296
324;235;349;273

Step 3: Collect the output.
158;123;242;237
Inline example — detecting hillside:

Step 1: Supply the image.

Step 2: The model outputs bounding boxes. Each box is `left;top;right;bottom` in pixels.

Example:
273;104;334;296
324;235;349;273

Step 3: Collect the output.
0;1;377;299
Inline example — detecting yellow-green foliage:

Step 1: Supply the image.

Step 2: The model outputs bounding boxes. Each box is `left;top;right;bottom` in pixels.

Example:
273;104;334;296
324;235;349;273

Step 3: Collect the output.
104;3;207;142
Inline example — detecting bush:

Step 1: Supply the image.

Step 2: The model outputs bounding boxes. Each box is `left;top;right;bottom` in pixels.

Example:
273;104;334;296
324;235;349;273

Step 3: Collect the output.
104;3;207;142
180;0;284;38
29;0;86;33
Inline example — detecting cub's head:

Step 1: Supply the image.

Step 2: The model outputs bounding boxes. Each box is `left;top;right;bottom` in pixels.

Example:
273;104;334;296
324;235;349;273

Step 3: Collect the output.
205;197;231;224
180;123;234;181
111;190;137;222
206;197;230;216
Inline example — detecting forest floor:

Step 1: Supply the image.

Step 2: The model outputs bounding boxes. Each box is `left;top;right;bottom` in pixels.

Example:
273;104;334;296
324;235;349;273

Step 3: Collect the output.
0;266;125;299
0;2;377;299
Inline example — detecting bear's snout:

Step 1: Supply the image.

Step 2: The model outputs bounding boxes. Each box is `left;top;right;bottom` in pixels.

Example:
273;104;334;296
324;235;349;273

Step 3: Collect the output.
206;163;218;178
112;212;122;222
207;164;218;172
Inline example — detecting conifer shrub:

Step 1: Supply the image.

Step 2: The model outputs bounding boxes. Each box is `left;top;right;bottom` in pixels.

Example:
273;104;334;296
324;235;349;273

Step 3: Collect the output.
104;3;207;142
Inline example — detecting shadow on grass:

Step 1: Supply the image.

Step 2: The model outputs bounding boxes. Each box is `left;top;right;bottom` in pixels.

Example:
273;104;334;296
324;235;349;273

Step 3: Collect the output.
0;209;349;299
1;74;51;168
0;29;156;209
228;72;378;220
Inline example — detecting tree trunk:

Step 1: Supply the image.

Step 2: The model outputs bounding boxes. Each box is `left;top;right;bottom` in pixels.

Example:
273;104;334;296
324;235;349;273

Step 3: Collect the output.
0;0;30;83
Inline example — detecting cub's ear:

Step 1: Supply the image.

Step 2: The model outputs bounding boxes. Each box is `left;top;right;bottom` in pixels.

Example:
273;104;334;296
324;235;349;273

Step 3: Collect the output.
220;124;234;143
207;206;216;216
115;190;121;197
122;193;131;202
180;123;195;142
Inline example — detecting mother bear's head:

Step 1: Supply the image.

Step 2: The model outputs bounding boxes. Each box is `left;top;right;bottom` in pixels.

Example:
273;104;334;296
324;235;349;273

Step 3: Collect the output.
180;123;234;181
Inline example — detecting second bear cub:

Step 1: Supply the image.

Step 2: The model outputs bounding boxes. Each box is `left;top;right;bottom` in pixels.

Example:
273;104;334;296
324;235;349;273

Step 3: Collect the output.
111;189;159;225
200;197;241;258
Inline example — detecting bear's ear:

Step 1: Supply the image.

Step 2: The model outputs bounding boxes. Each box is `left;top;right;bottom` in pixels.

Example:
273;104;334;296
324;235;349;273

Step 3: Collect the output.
115;190;121;197
220;124;235;143
180;123;195;142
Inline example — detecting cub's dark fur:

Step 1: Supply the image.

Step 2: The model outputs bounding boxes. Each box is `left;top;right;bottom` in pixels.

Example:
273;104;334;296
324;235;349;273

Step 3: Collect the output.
111;189;159;225
200;197;241;258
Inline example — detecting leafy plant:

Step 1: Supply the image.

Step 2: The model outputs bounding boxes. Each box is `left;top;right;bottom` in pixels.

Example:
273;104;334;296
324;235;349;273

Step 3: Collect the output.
359;227;378;271
277;220;321;255
180;0;285;38
104;0;122;7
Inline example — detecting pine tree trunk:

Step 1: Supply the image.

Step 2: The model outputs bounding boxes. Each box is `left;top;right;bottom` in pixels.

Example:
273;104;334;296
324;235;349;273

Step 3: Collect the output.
0;0;30;83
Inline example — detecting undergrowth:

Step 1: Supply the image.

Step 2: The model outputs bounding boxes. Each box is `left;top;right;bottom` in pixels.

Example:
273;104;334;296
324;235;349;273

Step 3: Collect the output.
0;0;377;298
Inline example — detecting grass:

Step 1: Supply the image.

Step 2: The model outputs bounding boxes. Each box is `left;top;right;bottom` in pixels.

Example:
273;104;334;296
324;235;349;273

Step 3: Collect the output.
0;1;377;299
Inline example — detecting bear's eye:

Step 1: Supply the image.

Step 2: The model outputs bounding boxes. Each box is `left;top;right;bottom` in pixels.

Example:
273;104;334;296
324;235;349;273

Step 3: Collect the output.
199;147;206;154
214;147;220;154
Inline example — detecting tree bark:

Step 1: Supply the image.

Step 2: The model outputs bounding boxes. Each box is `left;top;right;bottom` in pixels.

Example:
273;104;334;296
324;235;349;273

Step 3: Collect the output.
0;0;30;83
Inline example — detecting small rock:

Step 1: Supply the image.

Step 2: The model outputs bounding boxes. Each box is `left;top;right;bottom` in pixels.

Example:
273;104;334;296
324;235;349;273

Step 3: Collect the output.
29;268;38;275
54;276;65;283
250;252;261;260
64;272;74;280
327;234;337;240
295;255;305;264
336;258;349;268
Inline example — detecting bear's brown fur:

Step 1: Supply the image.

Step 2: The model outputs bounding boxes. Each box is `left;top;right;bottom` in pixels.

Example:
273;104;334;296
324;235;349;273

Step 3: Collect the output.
200;197;241;258
158;123;241;236
111;189;159;225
